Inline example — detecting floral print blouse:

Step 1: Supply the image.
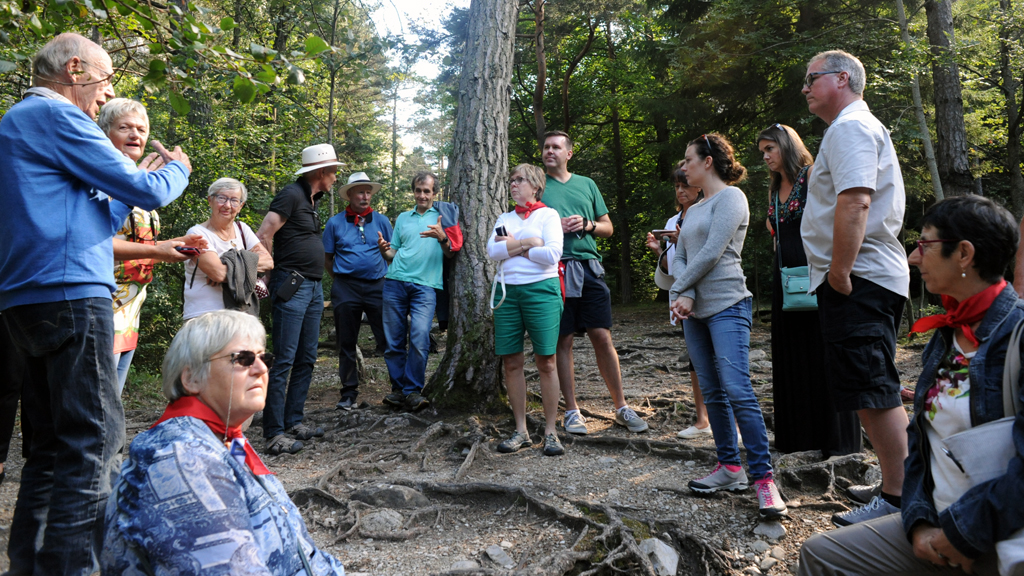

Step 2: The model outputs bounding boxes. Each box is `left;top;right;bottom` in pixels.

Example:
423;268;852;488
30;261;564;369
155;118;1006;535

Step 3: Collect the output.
767;165;810;226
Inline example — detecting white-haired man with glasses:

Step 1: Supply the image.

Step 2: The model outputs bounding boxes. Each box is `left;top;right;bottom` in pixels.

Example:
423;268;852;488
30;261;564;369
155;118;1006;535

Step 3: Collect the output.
800;49;911;526
0;32;191;575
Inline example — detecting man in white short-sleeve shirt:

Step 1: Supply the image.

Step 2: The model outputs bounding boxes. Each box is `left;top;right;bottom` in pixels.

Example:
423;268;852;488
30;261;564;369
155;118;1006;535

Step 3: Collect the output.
800;50;910;527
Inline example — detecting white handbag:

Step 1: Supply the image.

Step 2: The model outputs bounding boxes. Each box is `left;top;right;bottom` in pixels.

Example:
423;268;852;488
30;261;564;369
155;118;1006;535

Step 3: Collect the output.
939;318;1024;576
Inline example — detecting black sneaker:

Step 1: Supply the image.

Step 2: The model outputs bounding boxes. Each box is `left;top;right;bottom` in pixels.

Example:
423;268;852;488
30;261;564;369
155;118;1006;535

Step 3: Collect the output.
265;434;303;455
382;392;405;407
542;433;565;456
404;392;430;412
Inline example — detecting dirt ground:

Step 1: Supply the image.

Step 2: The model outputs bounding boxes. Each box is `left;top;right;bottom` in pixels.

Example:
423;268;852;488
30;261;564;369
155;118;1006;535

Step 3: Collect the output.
0;302;927;575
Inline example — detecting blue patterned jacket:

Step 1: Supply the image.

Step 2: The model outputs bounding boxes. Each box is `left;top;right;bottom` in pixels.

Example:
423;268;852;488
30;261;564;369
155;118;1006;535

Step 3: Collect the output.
102;416;346;575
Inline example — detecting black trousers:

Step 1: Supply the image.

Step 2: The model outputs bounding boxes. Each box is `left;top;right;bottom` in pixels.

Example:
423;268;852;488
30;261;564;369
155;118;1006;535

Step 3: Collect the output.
331;275;386;401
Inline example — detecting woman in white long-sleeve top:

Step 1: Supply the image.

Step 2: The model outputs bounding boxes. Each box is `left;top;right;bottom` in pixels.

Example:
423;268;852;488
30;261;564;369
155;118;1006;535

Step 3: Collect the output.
487;164;565;457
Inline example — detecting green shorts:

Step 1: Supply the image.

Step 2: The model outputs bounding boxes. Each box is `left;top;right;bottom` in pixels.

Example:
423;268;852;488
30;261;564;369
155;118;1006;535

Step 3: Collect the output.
493;277;563;356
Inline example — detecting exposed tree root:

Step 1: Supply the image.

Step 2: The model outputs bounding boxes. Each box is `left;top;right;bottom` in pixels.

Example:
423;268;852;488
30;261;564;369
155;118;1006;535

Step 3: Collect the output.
454;439;482;481
564;435;717;464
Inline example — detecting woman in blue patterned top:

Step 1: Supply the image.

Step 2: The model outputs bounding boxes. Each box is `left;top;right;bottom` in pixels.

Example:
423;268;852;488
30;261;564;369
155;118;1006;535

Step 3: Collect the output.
758;123;861;458
102;310;346;575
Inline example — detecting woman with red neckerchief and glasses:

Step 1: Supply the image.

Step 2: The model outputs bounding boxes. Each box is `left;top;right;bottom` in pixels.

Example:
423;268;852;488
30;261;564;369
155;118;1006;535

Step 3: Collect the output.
102;310;347;575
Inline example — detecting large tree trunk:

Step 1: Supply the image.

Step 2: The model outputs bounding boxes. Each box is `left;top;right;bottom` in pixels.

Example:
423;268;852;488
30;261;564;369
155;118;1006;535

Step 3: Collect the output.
426;0;518;409
896;0;944;200
925;0;973;197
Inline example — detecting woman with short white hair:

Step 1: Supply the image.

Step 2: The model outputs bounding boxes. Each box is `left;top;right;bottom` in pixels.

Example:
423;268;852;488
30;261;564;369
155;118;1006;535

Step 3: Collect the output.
184;178;273;320
100;97;207;394
101;310;347;575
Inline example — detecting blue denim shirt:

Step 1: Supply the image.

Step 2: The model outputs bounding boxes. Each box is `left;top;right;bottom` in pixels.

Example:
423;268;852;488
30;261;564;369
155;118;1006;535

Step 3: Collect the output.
902;284;1024;558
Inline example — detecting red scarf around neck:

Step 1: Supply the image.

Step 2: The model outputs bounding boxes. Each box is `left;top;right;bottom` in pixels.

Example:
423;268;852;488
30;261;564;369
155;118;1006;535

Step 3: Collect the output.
346;205;373;219
514;201;547;219
152;396;272;475
910;279;1006;347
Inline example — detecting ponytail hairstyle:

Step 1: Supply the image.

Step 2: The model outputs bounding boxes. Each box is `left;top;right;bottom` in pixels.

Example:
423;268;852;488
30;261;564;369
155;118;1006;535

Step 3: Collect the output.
687;133;747;185
756;124;814;195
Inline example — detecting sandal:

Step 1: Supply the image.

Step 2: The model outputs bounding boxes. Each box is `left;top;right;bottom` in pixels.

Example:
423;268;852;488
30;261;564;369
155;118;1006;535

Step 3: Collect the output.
265;434;303;455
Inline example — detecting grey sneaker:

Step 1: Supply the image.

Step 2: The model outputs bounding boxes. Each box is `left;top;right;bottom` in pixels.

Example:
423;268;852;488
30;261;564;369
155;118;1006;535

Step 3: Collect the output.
286;422;325;441
832;495;899;527
335;398;354;411
688;463;749;494
563;411;589;435
614;407;649;433
542;433;565;456
846;482;882;505
265;434;303;455
754;475;787;519
497;431;531;453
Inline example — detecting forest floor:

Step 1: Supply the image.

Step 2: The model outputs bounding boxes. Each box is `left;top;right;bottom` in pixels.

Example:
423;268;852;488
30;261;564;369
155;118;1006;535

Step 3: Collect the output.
0;302;928;575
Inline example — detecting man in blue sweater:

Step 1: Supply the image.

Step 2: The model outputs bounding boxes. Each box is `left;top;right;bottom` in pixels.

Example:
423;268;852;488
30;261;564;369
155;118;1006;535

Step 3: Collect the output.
0;33;191;575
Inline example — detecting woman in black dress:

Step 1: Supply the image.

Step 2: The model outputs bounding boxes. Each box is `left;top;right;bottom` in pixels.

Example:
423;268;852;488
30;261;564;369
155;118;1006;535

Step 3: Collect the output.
759;124;861;456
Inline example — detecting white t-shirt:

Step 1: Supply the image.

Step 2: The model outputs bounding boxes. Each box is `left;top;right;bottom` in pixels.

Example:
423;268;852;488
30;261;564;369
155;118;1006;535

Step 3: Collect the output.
663;212;683;275
924;338;976;512
183;221;260;319
801;100;910;298
486;207;563;285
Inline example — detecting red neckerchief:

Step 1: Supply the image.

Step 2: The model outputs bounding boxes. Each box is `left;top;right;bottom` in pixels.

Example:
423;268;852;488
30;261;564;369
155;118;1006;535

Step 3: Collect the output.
514;201;547;219
151;396;273;475
911;279;1006;347
346;205;373;218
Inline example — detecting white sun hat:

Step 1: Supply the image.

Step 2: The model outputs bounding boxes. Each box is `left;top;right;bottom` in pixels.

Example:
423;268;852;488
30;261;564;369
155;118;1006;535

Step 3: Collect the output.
295;143;345;175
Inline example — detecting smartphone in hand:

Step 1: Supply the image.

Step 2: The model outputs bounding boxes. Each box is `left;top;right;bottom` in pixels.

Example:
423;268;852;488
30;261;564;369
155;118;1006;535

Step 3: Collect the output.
175;246;202;257
495;225;508;237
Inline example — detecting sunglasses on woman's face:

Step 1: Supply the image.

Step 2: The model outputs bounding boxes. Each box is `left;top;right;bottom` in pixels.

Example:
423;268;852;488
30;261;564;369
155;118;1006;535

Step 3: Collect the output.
208;350;274;369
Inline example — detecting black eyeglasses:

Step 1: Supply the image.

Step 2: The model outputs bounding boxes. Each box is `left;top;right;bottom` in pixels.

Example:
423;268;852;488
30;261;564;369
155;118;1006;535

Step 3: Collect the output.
915;238;956;255
803;70;842;88
207;350;274;369
509;177;527;186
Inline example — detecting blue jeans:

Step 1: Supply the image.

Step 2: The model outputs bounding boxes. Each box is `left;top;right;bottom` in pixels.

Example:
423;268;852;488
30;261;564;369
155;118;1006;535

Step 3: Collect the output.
383;280;436;395
2;298;125;576
263;274;323;439
113;348;135;396
683;297;772;480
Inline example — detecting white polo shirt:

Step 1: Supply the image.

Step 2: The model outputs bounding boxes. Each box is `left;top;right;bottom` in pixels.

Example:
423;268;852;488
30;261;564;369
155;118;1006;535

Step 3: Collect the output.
801;100;910;298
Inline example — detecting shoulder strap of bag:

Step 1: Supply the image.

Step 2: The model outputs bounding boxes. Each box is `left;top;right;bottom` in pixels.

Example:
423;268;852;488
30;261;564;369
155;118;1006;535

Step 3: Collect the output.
773;192;788;269
237;221;247;250
1002;317;1024;418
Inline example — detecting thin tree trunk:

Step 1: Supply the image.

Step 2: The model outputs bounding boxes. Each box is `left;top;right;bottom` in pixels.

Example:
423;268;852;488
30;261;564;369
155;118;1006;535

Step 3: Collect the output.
895;0;944;200
606;23;630;304
925;0;973;197
999;0;1024;216
560;19;596;132
427;0;519;409
532;0;547;142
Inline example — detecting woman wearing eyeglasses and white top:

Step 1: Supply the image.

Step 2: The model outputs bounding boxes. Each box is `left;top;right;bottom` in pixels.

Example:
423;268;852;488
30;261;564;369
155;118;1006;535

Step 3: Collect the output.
183;178;273;320
669;133;785;519
487;164;566;457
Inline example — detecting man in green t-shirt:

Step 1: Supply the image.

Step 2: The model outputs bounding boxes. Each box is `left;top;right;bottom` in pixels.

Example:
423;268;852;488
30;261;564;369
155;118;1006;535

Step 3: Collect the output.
541;131;648;435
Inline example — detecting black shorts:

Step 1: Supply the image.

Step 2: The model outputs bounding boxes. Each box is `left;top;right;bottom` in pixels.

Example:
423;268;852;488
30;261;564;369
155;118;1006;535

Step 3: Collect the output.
817;275;906;411
560;262;613;336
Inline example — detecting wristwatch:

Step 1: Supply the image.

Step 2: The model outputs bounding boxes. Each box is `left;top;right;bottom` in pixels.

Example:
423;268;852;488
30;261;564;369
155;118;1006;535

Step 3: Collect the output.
439;235;449;245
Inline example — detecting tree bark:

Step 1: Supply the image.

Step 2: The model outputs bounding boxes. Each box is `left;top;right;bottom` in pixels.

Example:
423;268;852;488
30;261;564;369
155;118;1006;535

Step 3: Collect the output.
896;0;944;201
426;0;519;409
606;23;630;304
560;18;596;132
531;0;547;143
925;0;973;197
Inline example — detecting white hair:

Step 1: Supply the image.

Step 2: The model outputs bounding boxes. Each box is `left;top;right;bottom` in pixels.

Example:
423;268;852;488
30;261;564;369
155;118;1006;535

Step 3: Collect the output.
32;33;101;86
207;177;248;204
809;50;866;96
96;98;149;135
162;310;266;401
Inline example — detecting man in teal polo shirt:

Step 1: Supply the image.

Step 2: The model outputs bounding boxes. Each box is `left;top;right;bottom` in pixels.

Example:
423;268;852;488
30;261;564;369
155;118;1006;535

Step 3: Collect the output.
541;130;648;434
376;172;453;411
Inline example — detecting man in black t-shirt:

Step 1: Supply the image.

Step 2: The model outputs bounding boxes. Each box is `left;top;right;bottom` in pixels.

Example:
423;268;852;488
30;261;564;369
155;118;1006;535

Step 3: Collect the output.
256;144;342;455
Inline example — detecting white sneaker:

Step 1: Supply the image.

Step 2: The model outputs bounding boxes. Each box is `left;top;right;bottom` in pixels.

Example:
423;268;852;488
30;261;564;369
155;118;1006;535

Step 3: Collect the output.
677;425;713;439
563;411;589;435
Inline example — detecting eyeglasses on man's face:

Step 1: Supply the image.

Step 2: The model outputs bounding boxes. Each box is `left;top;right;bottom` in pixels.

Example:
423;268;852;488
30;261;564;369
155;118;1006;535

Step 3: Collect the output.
214;195;242;208
803;70;842;88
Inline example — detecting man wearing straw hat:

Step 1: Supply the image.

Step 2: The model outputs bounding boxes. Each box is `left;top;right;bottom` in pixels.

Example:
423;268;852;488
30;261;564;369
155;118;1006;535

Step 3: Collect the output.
256;144;341;455
323;172;392;411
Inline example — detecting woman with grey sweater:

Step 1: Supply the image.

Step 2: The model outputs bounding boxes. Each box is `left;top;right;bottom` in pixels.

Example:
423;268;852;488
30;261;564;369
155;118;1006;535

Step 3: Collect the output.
669;133;785;519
